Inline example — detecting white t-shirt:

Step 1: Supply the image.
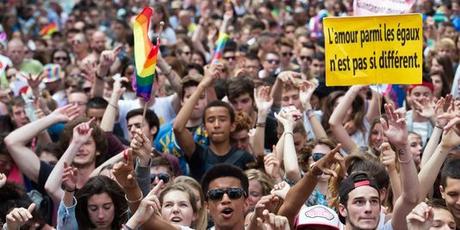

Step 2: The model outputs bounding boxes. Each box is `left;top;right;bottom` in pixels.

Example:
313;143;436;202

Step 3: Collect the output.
118;94;177;139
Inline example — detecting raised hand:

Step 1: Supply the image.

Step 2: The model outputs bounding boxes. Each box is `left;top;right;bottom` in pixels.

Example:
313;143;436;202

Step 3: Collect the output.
0;173;6;188
130;128;152;164
406;202;433;230
126;185;162;228
98;45;123;76
299;80;318;110
25;71;45;90
270;181;290;200
49;104;80;122
61;163;78;192
254;195;281;219
413;98;435;119
381;103;408;149
71;118;94;146
439;116;460;150
264;151;281;181
80;61;98;83
258;210;290;230
274;106;302;132
112;149;138;190
380;142;396;171
310;144;344;177
201;63;224;88
277;71;301;84
5;203;36;230
255;86;273;116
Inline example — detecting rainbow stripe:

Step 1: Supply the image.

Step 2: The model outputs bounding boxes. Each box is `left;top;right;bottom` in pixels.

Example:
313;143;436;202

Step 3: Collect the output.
40;23;58;38
133;7;159;101
212;32;229;62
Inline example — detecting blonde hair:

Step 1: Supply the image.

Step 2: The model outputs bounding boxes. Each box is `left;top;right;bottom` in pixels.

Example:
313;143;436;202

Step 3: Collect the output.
173;176;207;230
245;169;275;196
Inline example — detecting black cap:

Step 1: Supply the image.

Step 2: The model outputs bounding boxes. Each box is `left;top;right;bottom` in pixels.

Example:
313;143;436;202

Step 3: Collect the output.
339;171;380;204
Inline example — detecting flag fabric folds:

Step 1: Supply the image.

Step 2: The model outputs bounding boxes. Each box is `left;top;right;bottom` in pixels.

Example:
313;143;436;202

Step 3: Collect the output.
212;32;229;62
40;23;58;38
133;7;159;101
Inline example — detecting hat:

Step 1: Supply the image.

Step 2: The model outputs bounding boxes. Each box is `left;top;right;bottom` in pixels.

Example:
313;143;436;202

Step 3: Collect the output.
181;74;203;84
42;64;63;83
406;81;434;94
295;205;341;230
339;171;380;204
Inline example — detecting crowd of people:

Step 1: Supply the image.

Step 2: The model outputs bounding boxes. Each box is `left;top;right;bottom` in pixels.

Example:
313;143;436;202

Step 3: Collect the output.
0;0;460;229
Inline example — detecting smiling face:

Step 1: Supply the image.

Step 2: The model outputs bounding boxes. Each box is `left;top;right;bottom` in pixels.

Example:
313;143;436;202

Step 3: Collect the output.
72;136;98;167
87;192;115;229
206;177;247;230
161;190;196;227
339;186;381;230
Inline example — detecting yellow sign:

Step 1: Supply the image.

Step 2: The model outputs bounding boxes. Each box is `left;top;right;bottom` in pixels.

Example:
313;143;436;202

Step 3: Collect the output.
323;14;423;86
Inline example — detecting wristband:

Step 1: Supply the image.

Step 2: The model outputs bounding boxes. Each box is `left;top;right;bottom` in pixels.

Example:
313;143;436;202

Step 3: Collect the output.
125;190;143;203
256;122;266;128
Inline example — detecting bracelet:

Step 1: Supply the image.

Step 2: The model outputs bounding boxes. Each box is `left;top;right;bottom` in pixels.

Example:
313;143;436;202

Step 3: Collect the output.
435;124;443;129
108;102;118;110
125;190;143;203
284;131;294;136
256;122;266;128
61;184;76;193
398;157;412;164
122;224;134;230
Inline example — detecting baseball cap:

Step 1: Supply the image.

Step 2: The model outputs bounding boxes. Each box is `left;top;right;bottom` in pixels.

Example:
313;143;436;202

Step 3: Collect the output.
295;205;341;230
406;81;434;94
339;171;380;204
42;64;63;83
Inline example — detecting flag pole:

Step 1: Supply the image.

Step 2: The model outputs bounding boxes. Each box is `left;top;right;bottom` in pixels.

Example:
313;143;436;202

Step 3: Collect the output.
141;21;164;128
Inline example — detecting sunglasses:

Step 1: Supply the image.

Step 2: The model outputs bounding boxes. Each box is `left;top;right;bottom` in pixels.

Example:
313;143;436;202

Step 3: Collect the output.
266;59;280;65
311;152;326;162
223;56;236;61
54;56;68;61
150;173;170;183
300;56;312;62
206;187;246;201
281;52;293;57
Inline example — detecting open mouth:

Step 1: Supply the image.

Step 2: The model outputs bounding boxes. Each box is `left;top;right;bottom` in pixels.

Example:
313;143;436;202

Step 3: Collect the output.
221;207;234;218
170;216;182;223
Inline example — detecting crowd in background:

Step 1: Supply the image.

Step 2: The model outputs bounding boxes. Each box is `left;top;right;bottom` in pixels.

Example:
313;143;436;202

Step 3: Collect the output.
0;0;460;230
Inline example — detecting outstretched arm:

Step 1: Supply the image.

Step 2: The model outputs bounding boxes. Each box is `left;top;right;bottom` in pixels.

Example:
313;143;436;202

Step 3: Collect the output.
45;119;94;203
329;86;362;153
300;81;327;139
173;63;223;158
5;105;79;183
277;144;343;228
100;76;125;132
252;86;273;156
381;104;420;230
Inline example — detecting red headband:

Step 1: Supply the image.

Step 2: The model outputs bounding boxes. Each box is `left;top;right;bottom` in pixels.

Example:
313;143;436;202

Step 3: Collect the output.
407;81;434;94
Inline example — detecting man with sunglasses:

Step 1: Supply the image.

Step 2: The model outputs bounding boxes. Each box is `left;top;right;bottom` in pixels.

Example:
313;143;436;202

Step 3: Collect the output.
259;51;280;79
278;38;300;72
201;164;249;230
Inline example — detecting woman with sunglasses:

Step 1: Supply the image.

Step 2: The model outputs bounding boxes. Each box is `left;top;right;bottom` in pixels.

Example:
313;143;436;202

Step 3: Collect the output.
302;138;338;207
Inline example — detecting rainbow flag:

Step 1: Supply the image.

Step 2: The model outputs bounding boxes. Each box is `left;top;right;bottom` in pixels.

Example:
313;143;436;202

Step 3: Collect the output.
212;32;229;62
40;23;58;38
133;7;159;101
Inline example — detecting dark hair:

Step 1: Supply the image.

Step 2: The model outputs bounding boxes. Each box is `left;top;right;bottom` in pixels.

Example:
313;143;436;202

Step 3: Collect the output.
430;68;451;97
58;116;107;164
339;171;379;205
226;76;254;102
346;154;390;190
126;108;160;139
75;176;128;229
87;97;108;110
433;55;454;87
151;156;173;175
201;164;249;200
203;101;235;123
187;63;204;75
50;48;71;65
441;158;460;187
311;52;325;61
